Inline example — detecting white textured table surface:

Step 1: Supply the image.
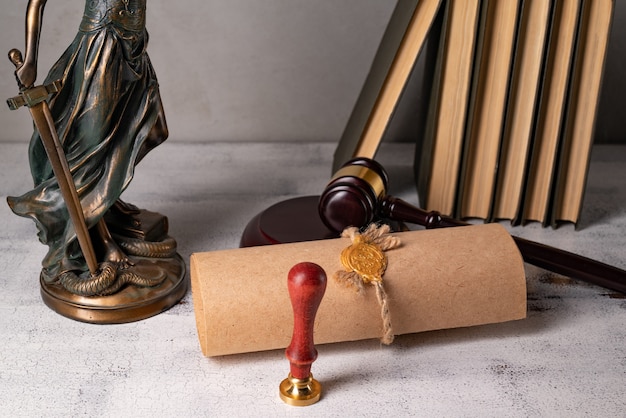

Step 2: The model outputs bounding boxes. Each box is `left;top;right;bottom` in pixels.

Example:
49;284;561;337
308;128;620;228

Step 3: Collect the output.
1;141;625;417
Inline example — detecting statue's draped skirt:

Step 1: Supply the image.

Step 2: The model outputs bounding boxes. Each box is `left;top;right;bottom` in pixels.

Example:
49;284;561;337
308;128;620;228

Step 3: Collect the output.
8;1;166;279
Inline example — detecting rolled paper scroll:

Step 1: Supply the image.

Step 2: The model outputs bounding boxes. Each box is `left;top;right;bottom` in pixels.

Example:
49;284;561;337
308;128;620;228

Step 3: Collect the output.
190;223;526;357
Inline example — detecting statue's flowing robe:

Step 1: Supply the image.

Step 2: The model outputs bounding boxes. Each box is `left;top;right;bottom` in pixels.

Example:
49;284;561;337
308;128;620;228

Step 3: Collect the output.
8;0;166;280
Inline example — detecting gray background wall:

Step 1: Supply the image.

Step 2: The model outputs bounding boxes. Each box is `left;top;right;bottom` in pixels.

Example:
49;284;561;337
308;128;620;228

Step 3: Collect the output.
0;1;624;146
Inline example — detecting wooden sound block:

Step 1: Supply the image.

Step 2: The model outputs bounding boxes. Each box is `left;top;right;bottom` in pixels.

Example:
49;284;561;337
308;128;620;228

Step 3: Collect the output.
240;196;338;247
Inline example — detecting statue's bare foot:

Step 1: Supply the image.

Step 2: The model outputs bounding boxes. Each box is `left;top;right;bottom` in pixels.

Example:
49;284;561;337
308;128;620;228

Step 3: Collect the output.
102;242;134;270
97;218;134;270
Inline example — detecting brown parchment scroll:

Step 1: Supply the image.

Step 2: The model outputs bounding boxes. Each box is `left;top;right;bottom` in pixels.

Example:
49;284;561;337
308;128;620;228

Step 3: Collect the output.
190;223;526;357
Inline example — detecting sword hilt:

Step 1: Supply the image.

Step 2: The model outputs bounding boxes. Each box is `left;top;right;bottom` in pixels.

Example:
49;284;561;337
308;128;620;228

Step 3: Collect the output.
7;80;62;110
6;47;62;110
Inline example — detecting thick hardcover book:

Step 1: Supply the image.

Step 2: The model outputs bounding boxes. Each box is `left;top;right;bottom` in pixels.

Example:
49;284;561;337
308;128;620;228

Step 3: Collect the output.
551;0;614;227
415;0;482;216
332;0;443;172
105;208;169;242
492;0;552;223
456;0;521;220
522;0;582;225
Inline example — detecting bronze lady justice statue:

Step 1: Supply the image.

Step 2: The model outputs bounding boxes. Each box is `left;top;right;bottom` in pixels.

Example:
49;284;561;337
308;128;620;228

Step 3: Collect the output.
7;0;186;322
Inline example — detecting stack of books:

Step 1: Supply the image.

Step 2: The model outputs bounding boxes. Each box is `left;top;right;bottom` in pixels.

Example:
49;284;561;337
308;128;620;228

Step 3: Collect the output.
334;0;614;228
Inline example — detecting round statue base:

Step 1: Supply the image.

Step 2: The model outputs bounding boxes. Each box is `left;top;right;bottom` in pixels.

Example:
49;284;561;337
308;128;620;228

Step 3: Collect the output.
40;254;187;324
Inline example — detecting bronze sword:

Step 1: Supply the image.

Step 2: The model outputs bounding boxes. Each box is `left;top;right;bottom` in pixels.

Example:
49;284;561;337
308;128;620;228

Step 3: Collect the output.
7;49;99;275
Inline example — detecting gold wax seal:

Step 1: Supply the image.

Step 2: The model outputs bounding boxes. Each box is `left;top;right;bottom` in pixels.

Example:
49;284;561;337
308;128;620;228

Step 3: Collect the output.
340;235;387;283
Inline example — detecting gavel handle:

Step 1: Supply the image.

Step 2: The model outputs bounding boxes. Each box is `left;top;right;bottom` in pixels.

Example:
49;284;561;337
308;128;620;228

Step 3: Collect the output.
380;196;626;295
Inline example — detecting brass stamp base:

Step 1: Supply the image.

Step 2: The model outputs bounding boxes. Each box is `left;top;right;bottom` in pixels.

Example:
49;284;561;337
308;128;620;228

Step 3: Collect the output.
40;254;187;324
279;374;322;406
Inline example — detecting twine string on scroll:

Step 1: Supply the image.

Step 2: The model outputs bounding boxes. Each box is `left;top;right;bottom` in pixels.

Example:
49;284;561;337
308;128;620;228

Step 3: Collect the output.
334;223;401;345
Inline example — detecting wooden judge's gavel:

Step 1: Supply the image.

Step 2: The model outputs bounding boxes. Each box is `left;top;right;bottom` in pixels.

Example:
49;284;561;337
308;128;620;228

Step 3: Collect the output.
318;158;626;295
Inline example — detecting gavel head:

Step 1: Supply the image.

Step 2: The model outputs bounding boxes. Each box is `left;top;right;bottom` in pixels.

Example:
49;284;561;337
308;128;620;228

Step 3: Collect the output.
318;157;389;233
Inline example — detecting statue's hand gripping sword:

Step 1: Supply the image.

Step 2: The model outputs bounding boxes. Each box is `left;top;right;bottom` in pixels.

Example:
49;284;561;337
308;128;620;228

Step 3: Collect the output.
7;48;99;275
